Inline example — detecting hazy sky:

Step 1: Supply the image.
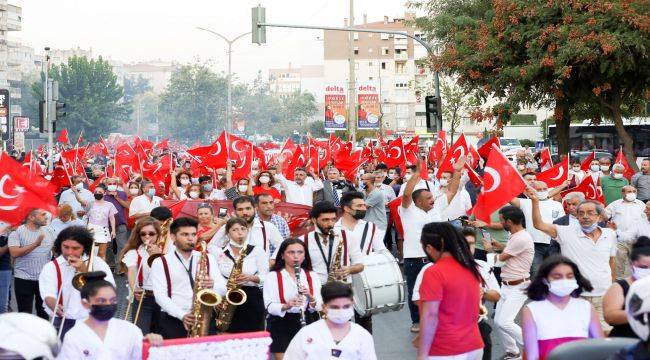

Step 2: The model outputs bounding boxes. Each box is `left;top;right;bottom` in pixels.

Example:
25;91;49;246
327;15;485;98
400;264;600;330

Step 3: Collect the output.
13;0;413;83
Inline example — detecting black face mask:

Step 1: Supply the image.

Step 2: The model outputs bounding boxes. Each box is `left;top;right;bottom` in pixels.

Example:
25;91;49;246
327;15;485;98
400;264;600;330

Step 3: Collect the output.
352;210;367;220
90;303;117;321
94;193;104;200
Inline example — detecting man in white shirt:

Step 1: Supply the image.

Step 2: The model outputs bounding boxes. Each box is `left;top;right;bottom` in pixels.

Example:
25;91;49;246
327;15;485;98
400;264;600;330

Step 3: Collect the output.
275;161;324;206
399;157;464;333
436;171;473;223
615;201;650;244
58;175;94;218
129;179;163;222
150;217;226;339
530;195;616;332
398;165;438;197
606;185;648;278
511;181;565;273
39;226;115;339
284;281;377;360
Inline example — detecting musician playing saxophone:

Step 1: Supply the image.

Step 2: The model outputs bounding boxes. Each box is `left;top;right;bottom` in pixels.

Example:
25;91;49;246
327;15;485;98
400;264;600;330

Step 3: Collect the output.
212;217;268;333
150;217;226;339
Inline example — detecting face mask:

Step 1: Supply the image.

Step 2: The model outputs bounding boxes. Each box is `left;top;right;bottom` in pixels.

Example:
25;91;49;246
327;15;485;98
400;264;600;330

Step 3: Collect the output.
581;223;598;234
238;185;248;193
107;185;117;192
352;210;366;220
572;166;581;172
89;303;118;321
75;183;84;190
633;266;650;280
374;182;382;187
147;188;156;197
388;173;396;180
180;179;190;186
326;307;354;324
517;165;525;171
623;193;637;203
259;176;270;184
129;188;139;195
600;165;610;172
94;193;103;201
537;190;549;201
590;165;600;172
203;184;213;192
403;174;412;182
547;278;578;297
439;179;449;187
612;173;623;179
189;191;200;199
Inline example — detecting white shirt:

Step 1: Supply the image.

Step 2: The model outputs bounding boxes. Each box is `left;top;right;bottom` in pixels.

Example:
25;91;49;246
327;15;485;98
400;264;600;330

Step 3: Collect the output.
59;188;95;215
520;198;565;244
617;218;650;244
39;255;115;320
208;218;284;257
555;225;616;296
57;318;143;360
213;243;269;287
263;269;323;317
150;250;227;320
128;194;162;217
275;174;324;206
122;246;153;291
526;297;591;340
284;319;377;360
441;188;473;220
334;218;386;255
377;183;396;206
398;179;437;197
605;199;647;234
207;188;227;200
294;230;365;284
399;202;443;258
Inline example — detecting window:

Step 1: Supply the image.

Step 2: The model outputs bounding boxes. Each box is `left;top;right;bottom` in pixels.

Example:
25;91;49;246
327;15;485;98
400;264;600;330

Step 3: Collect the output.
369;76;373;81
381;33;389;40
395;49;403;54
354;47;359;55
381;47;389;55
381;62;386;70
353;32;359;40
396;62;405;74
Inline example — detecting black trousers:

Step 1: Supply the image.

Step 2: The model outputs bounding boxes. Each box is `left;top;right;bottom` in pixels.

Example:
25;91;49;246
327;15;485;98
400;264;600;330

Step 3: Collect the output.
53;317;76;340
354;312;373;334
159;313;188;339
479;319;492;360
130;295;161;334
14;278;48;319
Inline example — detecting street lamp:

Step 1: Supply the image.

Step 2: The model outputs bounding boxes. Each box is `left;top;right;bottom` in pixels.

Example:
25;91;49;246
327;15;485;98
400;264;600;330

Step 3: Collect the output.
196;27;251;134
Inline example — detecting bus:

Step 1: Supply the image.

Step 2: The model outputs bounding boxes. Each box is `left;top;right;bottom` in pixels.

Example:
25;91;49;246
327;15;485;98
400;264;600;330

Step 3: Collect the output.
547;118;650;158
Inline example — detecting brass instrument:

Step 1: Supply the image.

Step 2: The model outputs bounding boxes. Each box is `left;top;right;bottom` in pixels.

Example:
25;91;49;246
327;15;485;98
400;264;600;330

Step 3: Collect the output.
214;245;249;332
294;263;307;327
327;231;345;282
188;241;222;338
71;241;97;290
147;218;172;267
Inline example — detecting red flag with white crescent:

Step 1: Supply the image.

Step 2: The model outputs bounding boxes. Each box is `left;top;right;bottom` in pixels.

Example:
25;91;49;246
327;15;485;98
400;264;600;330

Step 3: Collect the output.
536;156;569;188
437;133;469;178
615;146;635;180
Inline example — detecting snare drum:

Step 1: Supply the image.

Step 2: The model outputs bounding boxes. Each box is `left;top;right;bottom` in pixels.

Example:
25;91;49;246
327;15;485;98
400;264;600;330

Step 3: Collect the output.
352;250;406;317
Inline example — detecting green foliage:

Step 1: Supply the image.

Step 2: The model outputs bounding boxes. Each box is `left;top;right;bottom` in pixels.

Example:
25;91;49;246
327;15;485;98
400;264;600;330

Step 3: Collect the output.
510;114;536;125
123;75;152;102
307;121;328;138
519;139;535;147
31;56;131;141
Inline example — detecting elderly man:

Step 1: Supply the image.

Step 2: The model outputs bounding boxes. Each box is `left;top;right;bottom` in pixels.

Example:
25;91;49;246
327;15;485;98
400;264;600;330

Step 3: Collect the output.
631;158;650;202
615;201;650;244
275;161;323;206
58;175;94;218
601;163;630;205
314;166;355;206
546;192;586;257
605;185;647;278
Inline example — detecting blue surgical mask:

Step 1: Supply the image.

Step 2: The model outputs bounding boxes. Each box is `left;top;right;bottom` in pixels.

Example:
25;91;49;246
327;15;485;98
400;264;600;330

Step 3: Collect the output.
147;188;156;197
203;184;213;192
581;223;598;233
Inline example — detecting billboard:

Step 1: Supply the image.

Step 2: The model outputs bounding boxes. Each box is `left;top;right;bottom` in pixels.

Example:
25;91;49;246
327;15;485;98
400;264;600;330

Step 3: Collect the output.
357;82;380;129
324;84;347;130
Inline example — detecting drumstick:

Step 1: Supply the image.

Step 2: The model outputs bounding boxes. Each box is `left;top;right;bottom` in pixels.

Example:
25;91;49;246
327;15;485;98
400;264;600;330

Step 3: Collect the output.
57;294;72;339
50;284;64;325
124;258;146;321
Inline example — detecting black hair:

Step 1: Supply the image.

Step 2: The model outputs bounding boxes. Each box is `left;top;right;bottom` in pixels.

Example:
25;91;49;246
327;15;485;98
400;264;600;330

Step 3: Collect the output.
630;236;650;262
339;191;364;210
499;206;525;226
225;217;248;232
198;175;212;183
461;227;477;239
254;193;275;203
53;226;94;256
80;272;115;300
170;217;198;234
526;255;593;301
420;222;484;284
310;201;338;219
571;158;581;165
375;163;388;170
412;188;431;202
406;164;417;171
233;195;256;209
321;281;353;303
95;183;107;191
150;206;172;222
270;238;313;272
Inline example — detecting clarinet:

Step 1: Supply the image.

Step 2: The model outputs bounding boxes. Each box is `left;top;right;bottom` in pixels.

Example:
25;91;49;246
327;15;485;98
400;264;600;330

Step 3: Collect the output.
294;262;307;327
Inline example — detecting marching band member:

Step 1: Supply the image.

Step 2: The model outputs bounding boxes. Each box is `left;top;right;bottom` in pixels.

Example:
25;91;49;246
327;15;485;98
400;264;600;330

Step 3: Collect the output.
213;217;268;333
118;216;163;334
39;226;115;339
57;272;163;360
208;196;284;258
150;217;227;339
264;238;323;359
284;281;377;360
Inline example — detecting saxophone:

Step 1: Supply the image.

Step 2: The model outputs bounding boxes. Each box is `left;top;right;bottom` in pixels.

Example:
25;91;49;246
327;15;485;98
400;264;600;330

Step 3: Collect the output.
327;231;346;282
214;246;249;332
188;241;222;338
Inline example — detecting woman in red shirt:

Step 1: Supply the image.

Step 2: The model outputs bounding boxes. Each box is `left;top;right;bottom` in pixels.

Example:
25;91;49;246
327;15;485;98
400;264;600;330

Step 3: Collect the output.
196;203;223;245
417;222;484;360
252;170;282;202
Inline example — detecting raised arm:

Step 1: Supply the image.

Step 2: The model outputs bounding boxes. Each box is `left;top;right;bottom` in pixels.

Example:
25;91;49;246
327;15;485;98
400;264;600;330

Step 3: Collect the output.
445;156;466;204
401;164;421;209
528;189;558;238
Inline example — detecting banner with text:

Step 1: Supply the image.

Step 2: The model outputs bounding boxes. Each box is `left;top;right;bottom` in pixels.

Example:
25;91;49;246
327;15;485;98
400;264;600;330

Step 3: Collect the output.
324;84;347;130
357;82;380;129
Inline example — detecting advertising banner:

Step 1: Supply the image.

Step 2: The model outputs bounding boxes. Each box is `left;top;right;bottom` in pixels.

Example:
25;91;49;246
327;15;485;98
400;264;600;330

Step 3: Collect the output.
357;82;380;129
324;84;346;130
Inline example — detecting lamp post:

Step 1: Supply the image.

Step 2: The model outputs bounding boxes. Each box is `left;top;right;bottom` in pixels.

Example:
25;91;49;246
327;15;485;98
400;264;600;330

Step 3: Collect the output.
196;27;251;134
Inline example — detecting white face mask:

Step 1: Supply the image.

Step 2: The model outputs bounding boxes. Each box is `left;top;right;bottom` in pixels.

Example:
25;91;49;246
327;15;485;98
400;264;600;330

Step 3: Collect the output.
374;182;382;187
572;166;581;172
129;188;139;195
388;173;396;180
537;190;549;201
326;307;354;324
188;191;200;199
632;266;650;280
75;182;84;190
107;185;117;192
180;179;190;186
439;179;449;187
625;193;637;202
612;173;623;179
259;176;270;184
590;165;600;172
238;185;248;193
547;278;578;297
403;174;412;182
600;165;610;172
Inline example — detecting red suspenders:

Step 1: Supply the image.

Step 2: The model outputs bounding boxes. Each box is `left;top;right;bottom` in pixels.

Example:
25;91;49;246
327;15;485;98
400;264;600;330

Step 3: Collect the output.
277;270;314;304
136;252;144;287
366;224;376;255
160;253;209;298
53;258;63;306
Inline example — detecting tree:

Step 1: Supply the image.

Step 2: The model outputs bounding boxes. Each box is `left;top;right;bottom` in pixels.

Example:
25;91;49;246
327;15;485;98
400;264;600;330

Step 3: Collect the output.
123;75;152;102
440;79;480;143
282;91;318;128
32;56;131;141
16;71;40;130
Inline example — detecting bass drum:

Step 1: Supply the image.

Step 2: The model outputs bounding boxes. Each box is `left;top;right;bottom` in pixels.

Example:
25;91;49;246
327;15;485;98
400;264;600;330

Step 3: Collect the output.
352;250;406;317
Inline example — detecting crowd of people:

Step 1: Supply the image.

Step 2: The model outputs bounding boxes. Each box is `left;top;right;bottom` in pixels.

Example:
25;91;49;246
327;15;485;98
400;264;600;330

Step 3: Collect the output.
0;141;649;360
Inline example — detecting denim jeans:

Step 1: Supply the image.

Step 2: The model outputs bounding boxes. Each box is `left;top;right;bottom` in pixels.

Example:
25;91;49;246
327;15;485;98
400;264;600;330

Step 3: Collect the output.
404;257;428;324
0;270;11;313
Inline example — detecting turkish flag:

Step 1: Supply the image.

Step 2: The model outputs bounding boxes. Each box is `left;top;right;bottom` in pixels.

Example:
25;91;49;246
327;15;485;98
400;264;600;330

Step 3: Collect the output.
563;174;604;204
253;146;268;171
468;145;480;169
203;132;228;169
284;146;307;181
50;160;71;189
114;143;140;183
536;156;569;188
615;147;636;180
580;151;596;172
539;148;554;171
154;139;170;150
429;131;448;165
57;129;69;144
381;137;406;168
98;136;110;156
437;133;469;178
336;151;367;181
477;136;499;159
464;162;483;188
232;144;254;181
307;137;329;173
472;145;526;223
279;138;297;164
228;133;253;163
388;197;404;237
89;175;106;192
329;135;345;160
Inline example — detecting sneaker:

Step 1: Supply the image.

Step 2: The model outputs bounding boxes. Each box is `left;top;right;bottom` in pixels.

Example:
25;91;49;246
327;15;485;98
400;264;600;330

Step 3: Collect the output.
502;352;521;360
410;323;420;333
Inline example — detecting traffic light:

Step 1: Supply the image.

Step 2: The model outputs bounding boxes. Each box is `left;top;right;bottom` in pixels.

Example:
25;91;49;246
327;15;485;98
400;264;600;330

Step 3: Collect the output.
55;101;66;120
39;100;46;133
251;6;266;45
425;95;442;133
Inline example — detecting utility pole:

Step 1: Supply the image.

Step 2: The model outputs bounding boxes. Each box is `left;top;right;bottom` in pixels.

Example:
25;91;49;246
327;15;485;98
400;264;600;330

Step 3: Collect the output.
347;0;356;143
44;47;53;172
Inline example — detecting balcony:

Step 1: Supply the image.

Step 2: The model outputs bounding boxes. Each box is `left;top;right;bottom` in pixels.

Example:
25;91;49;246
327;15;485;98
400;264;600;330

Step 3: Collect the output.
394;52;408;61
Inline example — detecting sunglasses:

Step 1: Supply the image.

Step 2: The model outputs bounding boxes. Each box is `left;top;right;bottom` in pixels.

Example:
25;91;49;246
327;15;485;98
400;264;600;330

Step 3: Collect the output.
139;231;158;237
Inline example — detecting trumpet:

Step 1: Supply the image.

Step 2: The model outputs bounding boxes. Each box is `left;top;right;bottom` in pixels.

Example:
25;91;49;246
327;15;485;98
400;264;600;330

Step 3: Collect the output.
147;218;172;267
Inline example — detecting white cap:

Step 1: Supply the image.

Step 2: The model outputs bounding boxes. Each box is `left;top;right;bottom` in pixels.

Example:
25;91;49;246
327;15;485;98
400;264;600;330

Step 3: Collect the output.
0;313;59;359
